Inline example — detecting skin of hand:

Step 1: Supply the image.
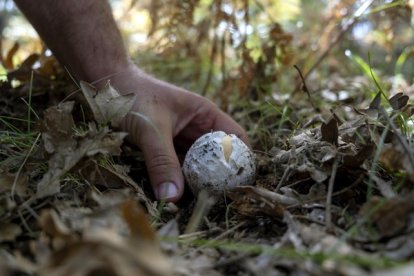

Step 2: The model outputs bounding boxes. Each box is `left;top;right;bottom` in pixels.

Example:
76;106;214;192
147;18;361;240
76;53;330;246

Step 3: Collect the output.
14;0;250;202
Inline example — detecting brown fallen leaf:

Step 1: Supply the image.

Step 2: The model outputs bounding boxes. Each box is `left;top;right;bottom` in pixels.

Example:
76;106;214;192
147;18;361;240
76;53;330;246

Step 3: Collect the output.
354;91;382;119
38;199;172;276
40;101;76;155
0;223;22;242
379;141;414;182
38;237;171;276
0;172;28;197
79;160;127;189
121;199;157;242
80;81;136;127
389;92;409;110
38;209;72;240
360;196;414;238
37;102;127;198
369;91;382;110
79;160;157;217
1;42;19;70
228;186;298;219
321;116;338;146
343;144;374;168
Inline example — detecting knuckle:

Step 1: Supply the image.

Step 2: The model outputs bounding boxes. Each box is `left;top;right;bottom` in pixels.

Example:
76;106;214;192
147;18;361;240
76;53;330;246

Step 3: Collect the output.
147;153;178;171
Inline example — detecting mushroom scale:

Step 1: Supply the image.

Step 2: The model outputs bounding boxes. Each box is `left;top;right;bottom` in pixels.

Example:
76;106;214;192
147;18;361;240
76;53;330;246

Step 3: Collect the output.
182;131;256;196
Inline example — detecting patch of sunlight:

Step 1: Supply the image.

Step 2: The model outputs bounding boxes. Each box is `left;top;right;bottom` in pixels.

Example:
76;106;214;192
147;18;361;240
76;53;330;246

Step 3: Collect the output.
194;0;214;25
245;32;264;62
265;0;301;22
3;16;38;40
2;12;43;65
111;2;151;49
0;65;7;81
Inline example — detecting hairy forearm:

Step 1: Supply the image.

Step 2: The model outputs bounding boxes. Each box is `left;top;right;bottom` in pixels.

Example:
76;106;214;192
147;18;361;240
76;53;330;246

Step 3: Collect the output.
14;0;131;83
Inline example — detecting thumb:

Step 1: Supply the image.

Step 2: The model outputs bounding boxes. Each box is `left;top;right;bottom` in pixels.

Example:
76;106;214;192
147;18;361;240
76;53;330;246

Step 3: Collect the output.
134;117;184;202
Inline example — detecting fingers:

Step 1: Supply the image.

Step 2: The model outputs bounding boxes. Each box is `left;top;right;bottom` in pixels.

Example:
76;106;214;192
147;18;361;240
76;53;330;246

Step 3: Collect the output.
214;110;251;148
175;98;251;151
125;113;184;202
200;100;250;148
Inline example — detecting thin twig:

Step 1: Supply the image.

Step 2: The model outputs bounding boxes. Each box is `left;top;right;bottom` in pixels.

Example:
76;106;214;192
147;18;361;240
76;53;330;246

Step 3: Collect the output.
275;146;297;192
18;209;35;236
198;221;247;251
326;156;340;230
201;25;218;96
211;221;246;242
11;133;41;201
293;65;316;110
286;174;364;209
275;166;293;193
220;33;226;87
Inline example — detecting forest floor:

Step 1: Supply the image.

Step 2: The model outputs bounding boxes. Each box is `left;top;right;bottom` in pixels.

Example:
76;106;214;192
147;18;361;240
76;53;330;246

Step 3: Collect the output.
1;53;414;275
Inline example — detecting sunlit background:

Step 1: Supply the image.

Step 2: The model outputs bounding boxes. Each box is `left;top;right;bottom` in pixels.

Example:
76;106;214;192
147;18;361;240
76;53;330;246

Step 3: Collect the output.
1;0;414;102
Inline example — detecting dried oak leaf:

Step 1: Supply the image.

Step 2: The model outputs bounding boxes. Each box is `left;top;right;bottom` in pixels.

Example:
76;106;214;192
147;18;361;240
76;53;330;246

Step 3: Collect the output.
80;81;136;127
38;199;171;276
37;102;127;198
41;101;76;154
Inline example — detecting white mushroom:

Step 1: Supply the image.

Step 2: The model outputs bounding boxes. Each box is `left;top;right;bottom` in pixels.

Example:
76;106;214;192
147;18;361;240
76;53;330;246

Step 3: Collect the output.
182;131;256;196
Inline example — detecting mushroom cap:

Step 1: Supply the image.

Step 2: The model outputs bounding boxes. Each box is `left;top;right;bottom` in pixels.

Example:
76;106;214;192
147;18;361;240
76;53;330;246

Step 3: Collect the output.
182;131;256;196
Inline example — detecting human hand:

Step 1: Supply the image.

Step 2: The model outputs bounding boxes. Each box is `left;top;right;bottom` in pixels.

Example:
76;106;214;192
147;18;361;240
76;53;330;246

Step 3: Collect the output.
109;65;250;202
15;0;249;203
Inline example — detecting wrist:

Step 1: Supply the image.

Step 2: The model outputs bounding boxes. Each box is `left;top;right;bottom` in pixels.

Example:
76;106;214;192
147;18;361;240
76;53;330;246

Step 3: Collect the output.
81;59;136;88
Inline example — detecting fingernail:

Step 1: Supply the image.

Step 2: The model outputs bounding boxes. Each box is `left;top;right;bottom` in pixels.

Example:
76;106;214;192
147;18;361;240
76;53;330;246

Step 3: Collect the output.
157;182;178;200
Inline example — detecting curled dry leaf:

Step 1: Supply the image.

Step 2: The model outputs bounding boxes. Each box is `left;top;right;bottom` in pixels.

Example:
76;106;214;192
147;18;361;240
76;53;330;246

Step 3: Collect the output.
321;116;338;146
37;102;127;198
80;81;136;127
38;199;171;276
389;92;409;110
1;42;19;70
41;101;76;154
38;236;171;276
